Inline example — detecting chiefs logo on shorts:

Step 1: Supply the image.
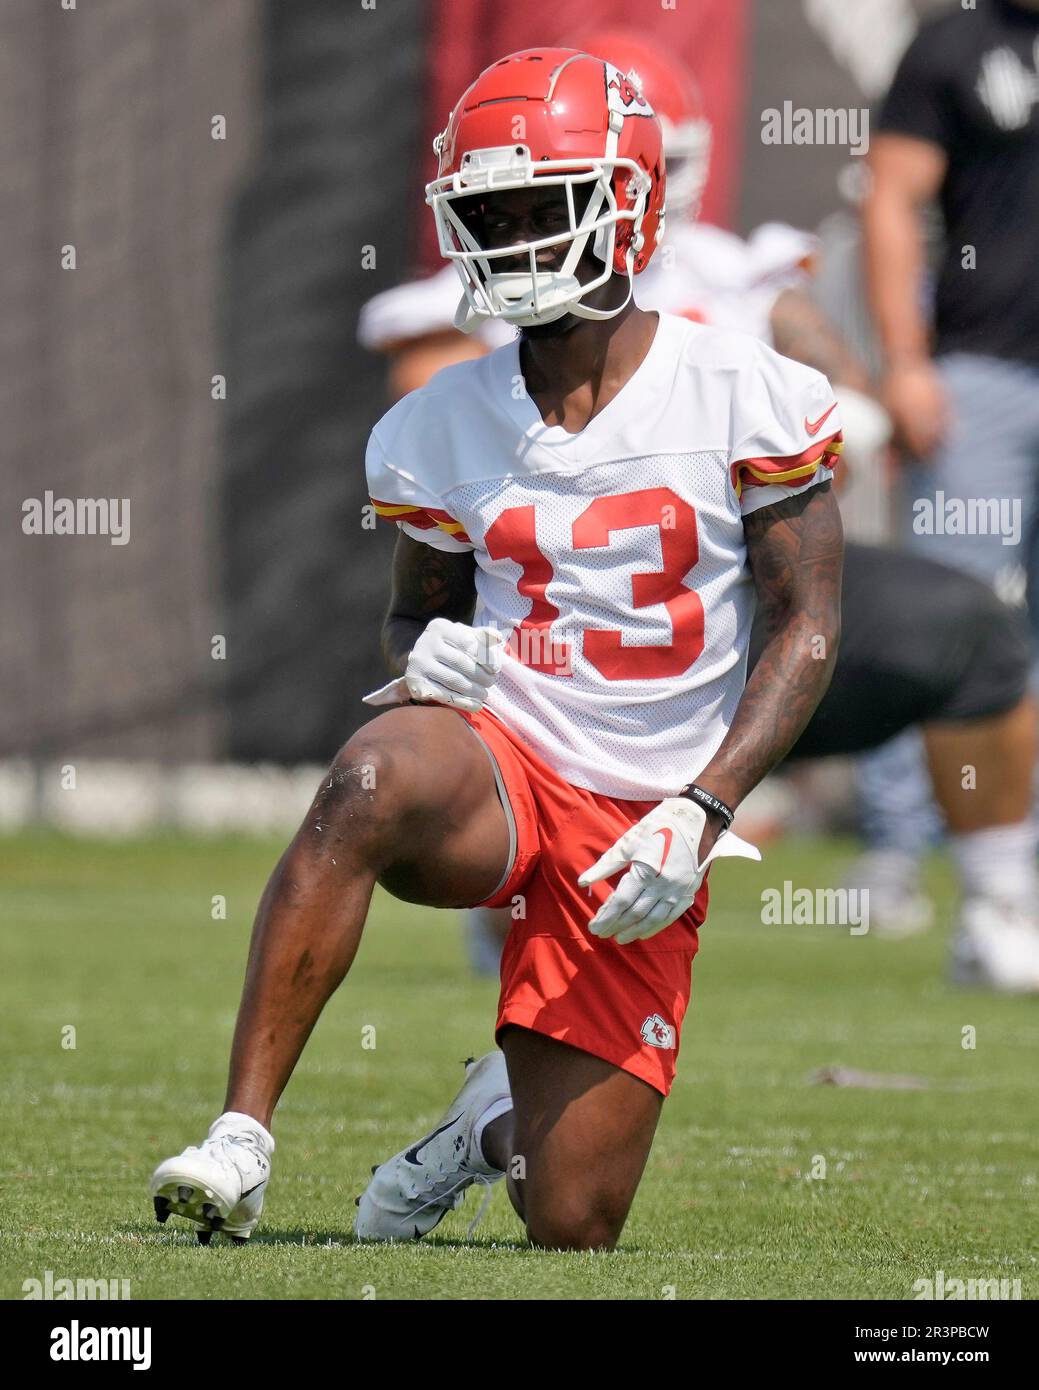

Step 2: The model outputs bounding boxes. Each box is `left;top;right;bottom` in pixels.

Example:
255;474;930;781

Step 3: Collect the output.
641;1014;675;1050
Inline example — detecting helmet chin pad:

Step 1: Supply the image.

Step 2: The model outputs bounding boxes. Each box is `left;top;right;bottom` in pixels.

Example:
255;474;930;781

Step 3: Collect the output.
485;270;582;326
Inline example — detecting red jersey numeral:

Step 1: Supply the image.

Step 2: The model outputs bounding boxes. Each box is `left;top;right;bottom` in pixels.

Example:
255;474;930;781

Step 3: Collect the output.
572;489;704;679
484;504;573;674
485;487;704;681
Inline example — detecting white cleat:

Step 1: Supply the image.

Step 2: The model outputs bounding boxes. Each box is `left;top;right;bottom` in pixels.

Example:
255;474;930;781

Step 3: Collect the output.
355;1051;510;1242
149;1111;275;1245
951;898;1039;993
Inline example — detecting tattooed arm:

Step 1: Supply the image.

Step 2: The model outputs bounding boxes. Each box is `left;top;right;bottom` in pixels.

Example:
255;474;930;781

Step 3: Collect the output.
769;289;872;394
381;531;478;675
693;481;844;854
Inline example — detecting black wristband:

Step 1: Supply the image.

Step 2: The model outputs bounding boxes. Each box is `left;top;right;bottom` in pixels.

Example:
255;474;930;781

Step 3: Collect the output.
679;783;735;830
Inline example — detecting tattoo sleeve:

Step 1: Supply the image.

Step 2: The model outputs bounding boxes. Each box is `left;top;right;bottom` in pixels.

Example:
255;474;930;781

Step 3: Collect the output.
381;531;478;675
769;288;872;393
695;481;844;810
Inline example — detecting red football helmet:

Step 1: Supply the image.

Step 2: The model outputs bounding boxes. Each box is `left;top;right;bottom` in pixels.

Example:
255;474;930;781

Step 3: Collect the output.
574;30;711;222
426;48;665;331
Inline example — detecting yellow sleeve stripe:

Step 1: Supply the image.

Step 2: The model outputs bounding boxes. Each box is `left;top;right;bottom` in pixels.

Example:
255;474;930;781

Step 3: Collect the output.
732;439;842;498
369;497;472;544
372;501;423;518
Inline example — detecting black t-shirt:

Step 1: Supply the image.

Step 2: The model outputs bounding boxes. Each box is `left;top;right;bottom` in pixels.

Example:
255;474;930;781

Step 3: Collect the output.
878;0;1039;362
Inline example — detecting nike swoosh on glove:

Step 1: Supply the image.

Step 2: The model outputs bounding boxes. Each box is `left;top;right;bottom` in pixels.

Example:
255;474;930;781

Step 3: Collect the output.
362;618;507;715
577;797;761;945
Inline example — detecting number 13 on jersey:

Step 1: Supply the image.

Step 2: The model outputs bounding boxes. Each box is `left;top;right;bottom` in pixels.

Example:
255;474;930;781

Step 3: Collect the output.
484;486;705;681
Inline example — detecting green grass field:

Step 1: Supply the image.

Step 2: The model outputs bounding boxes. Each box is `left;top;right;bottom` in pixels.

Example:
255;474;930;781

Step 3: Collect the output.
1;830;1036;1301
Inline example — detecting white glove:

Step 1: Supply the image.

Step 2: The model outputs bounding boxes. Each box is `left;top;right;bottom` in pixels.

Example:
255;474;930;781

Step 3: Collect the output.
362;618;507;715
578;797;761;945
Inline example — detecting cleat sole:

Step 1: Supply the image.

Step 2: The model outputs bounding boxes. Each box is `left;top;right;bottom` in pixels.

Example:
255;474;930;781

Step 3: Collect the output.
149;1178;260;1243
151;1180;237;1232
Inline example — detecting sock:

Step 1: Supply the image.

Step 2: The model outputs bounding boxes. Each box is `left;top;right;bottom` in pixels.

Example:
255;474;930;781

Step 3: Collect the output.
210;1110;276;1154
855;847;922;887
473;1096;513;1173
951;821;1039;911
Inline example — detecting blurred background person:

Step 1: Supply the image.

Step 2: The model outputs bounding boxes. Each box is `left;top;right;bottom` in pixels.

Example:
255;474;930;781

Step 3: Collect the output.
854;0;1039;936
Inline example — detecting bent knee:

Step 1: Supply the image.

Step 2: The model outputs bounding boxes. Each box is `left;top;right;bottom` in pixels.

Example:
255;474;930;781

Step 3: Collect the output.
321;706;479;817
523;1188;630;1252
295;734;408;862
323;737;398;813
297;707;488;862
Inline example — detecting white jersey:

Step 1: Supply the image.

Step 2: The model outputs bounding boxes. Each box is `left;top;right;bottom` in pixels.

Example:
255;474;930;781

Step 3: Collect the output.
367;312;841;800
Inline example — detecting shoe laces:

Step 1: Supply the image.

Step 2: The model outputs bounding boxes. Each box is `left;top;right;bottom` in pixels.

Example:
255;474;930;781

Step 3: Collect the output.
409;1171;499;1238
465;1178;497;1239
206;1130;269;1177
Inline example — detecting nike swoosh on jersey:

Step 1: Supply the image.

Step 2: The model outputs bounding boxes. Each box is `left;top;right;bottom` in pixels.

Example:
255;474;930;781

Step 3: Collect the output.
404;1115;463;1167
804;402;838;436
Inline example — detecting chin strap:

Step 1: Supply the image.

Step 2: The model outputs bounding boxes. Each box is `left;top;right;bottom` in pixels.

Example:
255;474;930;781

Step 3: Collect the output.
569;253;636;323
453;294;485;336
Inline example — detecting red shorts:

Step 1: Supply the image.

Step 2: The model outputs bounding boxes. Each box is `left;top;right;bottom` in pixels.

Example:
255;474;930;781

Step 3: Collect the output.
457;708;709;1096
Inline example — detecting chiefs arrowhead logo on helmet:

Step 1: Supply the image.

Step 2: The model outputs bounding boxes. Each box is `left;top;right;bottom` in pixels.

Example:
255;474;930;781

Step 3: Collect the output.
574;29;712;222
606;69;649;112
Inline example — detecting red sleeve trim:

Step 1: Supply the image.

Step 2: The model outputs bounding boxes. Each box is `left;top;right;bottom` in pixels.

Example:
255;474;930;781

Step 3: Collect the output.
369;497;472;544
730;431;842;497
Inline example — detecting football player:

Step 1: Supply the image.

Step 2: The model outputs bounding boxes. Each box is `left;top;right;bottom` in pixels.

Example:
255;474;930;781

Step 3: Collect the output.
151;47;844;1249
